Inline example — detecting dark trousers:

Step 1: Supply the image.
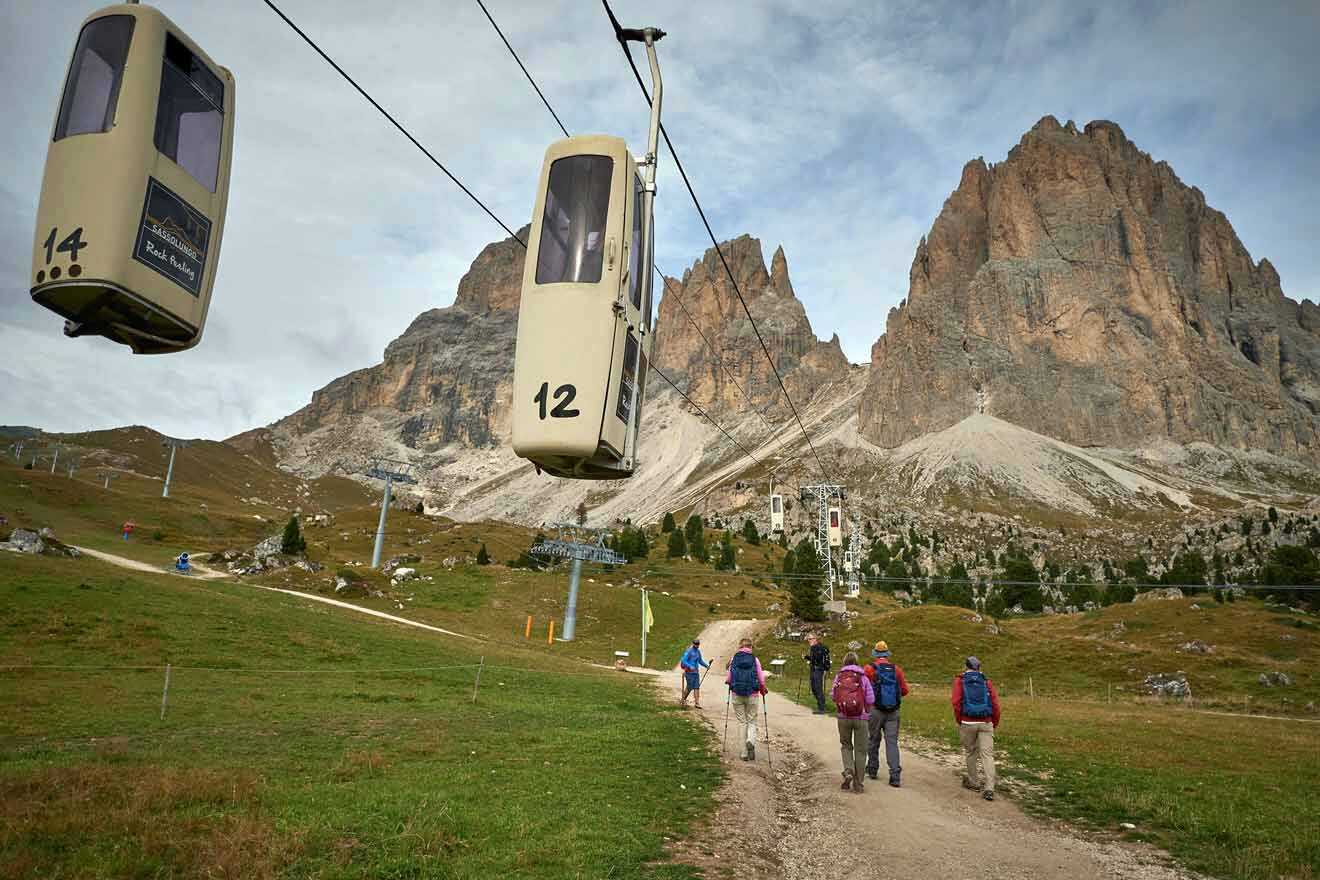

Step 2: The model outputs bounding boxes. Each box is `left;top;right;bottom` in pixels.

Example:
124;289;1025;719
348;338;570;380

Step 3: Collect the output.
809;667;826;711
866;707;902;781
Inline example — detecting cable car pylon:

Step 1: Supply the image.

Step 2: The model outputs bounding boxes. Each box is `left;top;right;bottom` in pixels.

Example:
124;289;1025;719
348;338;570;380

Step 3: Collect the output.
530;523;626;640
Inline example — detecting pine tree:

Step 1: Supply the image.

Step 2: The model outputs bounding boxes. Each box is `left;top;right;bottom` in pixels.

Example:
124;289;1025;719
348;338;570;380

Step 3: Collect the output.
661;512;676;533
684;515;706;562
280;515;306;555
476;543;491;565
777;531;788;549
666;527;687;559
715;531;737;571
741;518;760;546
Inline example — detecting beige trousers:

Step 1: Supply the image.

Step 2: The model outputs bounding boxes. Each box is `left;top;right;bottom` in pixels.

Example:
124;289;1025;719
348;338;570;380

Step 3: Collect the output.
960;721;996;792
732;694;759;746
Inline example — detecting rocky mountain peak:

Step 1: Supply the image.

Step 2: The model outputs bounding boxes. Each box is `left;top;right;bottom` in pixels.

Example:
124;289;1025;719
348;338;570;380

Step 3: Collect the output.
653;236;848;416
860;117;1320;461
451;225;530;315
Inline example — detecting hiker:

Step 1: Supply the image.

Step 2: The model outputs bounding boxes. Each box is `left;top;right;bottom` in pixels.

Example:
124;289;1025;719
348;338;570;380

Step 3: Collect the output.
803;632;832;714
679;638;712;708
951;656;1001;801
726;637;768;761
175;552;191;574
121;520;135;541
864;640;910;786
831;651;874;792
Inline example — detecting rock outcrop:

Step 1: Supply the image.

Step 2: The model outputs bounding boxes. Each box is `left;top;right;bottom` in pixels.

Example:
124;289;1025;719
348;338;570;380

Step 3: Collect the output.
860;116;1320;461
652;236;850;418
271;229;529;466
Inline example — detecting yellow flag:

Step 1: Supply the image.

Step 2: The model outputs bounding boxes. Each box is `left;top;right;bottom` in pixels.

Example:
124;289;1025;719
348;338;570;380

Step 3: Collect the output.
643;590;654;633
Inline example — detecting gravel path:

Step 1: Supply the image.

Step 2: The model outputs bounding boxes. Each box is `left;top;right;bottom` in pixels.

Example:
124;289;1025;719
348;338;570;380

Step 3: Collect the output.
666;619;1202;880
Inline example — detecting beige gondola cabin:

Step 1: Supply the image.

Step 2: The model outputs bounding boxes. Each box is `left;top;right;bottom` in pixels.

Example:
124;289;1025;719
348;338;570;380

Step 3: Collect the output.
30;3;235;353
512;135;654;479
769;493;784;533
828;506;842;547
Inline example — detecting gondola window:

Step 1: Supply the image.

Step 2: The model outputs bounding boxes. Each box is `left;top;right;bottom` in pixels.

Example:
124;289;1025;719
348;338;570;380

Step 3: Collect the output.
55;16;135;140
535;155;612;284
616;332;639;422
628;175;643;309
153;34;224;192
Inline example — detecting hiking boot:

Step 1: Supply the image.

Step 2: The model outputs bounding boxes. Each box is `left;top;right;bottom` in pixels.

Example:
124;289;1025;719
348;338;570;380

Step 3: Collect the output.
889;778;902;788
745;743;755;762
840;776;852;791
866;771;878;780
962;777;981;791
812;709;826;715
853;779;865;794
982;790;995;801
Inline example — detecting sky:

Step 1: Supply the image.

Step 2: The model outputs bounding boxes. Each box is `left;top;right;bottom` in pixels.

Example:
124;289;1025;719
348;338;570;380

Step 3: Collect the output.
1;0;1317;440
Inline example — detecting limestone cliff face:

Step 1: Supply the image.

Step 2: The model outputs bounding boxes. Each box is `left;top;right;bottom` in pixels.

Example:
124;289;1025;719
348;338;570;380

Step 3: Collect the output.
652;236;850;417
274;228;528;454
859;116;1320;461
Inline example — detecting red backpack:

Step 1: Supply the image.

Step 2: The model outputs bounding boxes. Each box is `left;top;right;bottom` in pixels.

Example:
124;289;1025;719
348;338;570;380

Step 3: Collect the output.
832;669;866;716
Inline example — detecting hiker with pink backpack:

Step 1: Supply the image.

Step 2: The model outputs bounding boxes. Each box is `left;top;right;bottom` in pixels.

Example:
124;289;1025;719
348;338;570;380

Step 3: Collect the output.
830;651;875;793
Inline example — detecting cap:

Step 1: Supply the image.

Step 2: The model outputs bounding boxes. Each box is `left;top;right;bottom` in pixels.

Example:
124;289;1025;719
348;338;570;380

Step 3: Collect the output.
965;656;981;670
871;640;890;657
692;639;700;645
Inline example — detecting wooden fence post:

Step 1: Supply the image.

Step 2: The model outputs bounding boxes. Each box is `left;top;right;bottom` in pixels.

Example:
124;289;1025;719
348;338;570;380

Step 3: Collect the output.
472;656;484;704
159;664;172;720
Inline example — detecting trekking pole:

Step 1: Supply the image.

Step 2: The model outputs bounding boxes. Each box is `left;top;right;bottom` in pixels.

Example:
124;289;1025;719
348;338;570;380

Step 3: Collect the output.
721;688;731;757
796;661;803;703
700;657;716;689
761;693;773;772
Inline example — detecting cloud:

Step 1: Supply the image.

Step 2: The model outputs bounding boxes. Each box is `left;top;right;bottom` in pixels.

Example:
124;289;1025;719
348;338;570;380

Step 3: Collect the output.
1;0;1316;439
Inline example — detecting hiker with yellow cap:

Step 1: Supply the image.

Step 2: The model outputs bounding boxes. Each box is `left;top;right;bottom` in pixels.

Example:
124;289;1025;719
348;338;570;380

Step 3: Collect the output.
863;640;910;787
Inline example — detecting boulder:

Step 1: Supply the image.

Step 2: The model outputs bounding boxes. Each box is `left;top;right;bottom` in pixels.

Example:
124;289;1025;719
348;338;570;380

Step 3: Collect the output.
1143;673;1191;698
1258;671;1294;688
252;535;283;561
1134;587;1184;602
38;527;56;540
1179;640;1214;655
2;529;45;555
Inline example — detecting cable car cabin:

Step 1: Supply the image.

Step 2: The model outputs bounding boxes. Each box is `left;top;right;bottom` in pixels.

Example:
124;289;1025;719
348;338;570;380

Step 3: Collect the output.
30;4;235;354
842;550;854;574
769;493;784;533
512;136;654;479
828;507;842;547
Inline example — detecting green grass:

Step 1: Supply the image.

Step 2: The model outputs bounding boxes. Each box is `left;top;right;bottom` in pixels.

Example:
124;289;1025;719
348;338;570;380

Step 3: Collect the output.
0;553;721;879
897;694;1320;880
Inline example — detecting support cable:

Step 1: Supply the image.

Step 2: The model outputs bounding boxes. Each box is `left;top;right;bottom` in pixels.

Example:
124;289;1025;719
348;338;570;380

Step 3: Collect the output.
601;0;831;482
262;0;526;245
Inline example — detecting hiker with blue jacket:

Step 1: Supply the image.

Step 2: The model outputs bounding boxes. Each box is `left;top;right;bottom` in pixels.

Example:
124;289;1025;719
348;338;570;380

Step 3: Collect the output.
951;656;1001;801
679;638;712;708
863;640;910;787
725;638;768;761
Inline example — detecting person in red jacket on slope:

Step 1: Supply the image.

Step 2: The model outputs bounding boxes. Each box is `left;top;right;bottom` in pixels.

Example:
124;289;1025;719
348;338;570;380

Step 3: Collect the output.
950;656;1001;801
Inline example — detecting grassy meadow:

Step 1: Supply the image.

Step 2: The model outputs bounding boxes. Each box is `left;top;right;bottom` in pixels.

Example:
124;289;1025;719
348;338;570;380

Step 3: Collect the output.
0;553;721;879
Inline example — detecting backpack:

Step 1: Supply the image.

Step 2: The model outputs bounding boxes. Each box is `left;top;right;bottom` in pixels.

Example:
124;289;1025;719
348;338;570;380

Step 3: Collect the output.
874;663;901;710
960;670;993;719
730;652;760;696
832;669;866;716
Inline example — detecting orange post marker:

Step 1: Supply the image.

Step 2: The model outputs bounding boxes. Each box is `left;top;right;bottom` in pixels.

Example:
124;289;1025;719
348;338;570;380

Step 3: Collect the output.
548;620;555;644
525;615;532;639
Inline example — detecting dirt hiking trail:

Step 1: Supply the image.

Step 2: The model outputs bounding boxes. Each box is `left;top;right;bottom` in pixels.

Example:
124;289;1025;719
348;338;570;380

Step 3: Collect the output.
665;619;1200;880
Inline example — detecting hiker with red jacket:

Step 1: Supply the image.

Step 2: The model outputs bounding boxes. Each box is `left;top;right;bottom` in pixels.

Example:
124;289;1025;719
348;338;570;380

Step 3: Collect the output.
831;651;875;793
863;640;910;787
725;638;768;762
951;656;1001;801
